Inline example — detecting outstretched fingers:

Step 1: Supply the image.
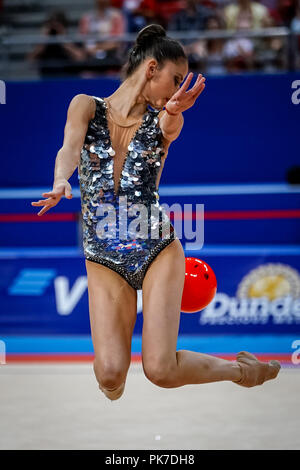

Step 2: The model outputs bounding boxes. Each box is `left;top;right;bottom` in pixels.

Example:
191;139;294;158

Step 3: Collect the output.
178;72;194;94
188;74;206;98
177;73;206;102
36;205;52;216
31;198;53;206
193;81;206;100
31;199;53;216
31;196;55;216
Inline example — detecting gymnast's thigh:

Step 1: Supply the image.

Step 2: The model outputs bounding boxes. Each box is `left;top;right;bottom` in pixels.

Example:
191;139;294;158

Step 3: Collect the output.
85;259;138;368
141;238;186;370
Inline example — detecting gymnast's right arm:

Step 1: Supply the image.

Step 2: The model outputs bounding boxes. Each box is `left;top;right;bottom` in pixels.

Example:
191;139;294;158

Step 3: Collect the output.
31;94;95;216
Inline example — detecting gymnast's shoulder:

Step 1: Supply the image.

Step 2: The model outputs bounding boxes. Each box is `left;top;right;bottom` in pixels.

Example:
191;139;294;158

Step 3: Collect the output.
67;94;96;121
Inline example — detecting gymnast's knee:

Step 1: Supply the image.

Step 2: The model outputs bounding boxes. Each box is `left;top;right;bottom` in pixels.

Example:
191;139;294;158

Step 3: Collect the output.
143;358;177;388
93;358;127;391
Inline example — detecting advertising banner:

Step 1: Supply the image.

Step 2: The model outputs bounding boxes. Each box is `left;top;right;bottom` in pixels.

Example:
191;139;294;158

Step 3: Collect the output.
1;249;299;335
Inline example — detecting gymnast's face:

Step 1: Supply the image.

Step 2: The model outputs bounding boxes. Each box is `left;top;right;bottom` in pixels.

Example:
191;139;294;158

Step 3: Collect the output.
143;58;189;111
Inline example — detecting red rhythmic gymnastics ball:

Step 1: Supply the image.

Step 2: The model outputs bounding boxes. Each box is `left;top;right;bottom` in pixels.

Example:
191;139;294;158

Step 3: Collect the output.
181;257;217;313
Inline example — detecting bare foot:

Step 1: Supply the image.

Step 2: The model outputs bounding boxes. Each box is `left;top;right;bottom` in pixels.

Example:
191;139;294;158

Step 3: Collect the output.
233;351;281;388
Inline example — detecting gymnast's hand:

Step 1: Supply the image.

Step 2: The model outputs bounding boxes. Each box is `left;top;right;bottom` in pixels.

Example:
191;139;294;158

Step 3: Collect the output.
165;72;206;115
31;178;73;216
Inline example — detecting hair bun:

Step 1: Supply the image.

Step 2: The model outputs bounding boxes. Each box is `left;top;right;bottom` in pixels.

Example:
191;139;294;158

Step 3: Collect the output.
135;24;166;50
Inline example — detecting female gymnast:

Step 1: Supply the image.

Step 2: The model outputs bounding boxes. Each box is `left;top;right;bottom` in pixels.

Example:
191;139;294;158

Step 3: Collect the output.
31;24;281;401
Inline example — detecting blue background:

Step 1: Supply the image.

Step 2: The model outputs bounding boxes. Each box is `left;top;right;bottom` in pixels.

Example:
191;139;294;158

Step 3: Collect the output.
0;73;300;358
0;72;299;187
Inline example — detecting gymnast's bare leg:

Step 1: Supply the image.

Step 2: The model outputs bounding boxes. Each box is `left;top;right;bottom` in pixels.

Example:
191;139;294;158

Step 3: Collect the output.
141;238;281;389
85;259;138;401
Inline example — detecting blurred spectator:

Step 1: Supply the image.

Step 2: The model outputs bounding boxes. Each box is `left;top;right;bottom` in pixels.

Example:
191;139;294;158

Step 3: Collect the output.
270;0;298;26
259;0;278;10
291;0;300;29
168;0;214;31
79;0;126;68
223;0;272;72
203;15;228;74
201;0;219;9
26;11;86;78
224;0;272;29
223;33;255;71
154;0;186;29
111;0;124;6
115;0;184;29
167;0;215;69
122;0;157;32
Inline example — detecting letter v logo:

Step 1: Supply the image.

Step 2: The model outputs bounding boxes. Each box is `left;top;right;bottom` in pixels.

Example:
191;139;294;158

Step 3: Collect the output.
54;276;88;315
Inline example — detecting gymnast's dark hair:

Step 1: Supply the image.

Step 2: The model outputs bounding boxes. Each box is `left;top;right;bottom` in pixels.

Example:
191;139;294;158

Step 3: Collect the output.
120;24;187;82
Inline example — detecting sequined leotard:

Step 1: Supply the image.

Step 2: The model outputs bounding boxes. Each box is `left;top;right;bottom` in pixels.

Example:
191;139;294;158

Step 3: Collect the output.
78;96;178;290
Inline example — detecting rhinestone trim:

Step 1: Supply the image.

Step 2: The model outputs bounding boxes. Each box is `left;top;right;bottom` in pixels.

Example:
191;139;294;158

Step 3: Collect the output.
86;236;177;290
